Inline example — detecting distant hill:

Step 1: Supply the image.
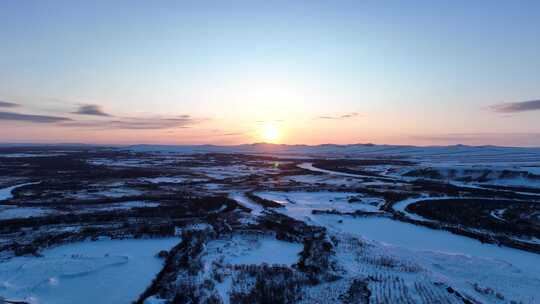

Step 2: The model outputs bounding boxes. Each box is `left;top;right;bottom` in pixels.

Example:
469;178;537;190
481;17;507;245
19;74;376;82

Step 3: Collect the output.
126;143;540;164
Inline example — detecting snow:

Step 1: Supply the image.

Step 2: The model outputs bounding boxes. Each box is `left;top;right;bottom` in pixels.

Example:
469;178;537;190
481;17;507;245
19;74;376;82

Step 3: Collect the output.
184;223;213;231
393;196;540;223
203;183;223;190
255;191;382;220
126;144;540;165
140;176;188;184
143;296;168;304
490;209;506;222
314;215;540;273
401;164;540;189
0;182;46;219
204;236;302;266
524;166;540;175
226;239;302;266
192;165;274;180
0;238;180;304
228;192;264;216
5;144;540;302
215;277;232;304
66;188;142;200
0;201;161;219
88;158;148;167
0;153;65;158
331;231;540;304
0;182;39;201
283;174;363;187
0;207;51;220
81;201;160;212
298;162;370;178
391;196;455;222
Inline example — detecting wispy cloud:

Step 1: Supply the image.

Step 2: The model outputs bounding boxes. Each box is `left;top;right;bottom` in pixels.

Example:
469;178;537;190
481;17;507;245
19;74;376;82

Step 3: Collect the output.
72;104;111;116
318;112;361;120
0;101;20;108
61;115;197;130
490;99;540;113
0;111;72;123
0;100;199;130
221;132;244;136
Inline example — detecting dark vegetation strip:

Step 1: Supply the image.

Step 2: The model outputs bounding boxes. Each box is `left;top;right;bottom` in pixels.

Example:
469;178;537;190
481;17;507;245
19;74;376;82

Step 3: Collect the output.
407;199;540;236
0;197;240;230
245;192;283;208
135;230;208;303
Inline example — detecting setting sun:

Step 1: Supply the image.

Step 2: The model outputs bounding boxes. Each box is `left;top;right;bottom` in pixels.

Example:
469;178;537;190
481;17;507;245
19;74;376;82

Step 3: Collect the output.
261;123;280;143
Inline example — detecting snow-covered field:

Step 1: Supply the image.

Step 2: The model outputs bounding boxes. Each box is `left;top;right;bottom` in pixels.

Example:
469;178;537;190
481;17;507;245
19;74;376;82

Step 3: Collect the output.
140;176;188;184
0;206;52;220
204;235;302;267
249;189;540;302
283;174;362;187
3;145;540;303
0;238;180;304
192;164;279;180
79;201;161;213
0;153;66;158
65;187;142;200
127;143;540;164
322;216;540;303
317;215;539;269
255;191;383;220
196;235;303;304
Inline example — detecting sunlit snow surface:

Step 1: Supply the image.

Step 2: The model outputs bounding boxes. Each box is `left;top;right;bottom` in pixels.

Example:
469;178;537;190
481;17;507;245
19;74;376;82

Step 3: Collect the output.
0;238;179;304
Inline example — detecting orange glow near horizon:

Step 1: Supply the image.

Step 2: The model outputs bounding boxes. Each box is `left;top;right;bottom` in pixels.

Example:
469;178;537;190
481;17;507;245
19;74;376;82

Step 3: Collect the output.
260;123;281;143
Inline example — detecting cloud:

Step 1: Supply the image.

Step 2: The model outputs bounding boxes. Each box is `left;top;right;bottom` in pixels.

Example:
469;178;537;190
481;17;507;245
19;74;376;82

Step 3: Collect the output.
491;99;540;113
61;115;197;130
0;101;20;108
0;111;72;123
72;104;111;116
222;132;244;136
318;112;361;120
0;102;199;129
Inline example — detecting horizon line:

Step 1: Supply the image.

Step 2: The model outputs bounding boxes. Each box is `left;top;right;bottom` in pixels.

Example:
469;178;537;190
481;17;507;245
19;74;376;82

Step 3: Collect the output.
1;142;540;149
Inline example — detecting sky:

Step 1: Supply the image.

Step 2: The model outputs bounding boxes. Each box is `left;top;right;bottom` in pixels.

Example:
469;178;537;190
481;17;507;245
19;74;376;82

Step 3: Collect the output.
1;0;540;146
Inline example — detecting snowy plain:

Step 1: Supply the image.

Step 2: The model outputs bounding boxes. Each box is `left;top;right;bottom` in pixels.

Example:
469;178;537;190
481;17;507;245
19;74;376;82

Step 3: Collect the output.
0;238;180;304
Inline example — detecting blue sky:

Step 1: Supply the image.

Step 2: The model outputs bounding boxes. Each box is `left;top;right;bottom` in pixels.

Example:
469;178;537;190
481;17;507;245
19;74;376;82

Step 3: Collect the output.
1;0;539;145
